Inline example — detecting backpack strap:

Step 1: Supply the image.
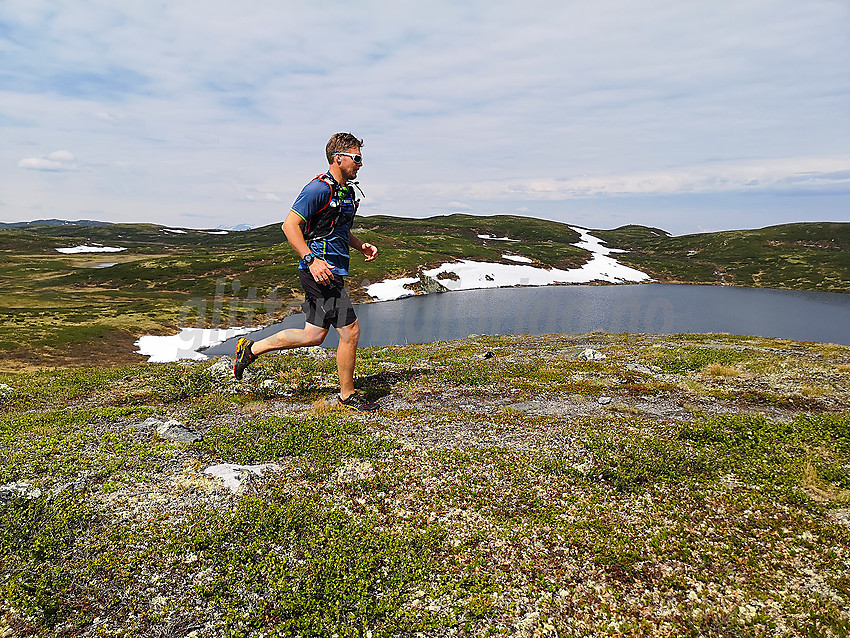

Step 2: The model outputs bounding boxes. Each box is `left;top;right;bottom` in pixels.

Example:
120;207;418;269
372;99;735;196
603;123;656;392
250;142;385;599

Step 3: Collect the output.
311;173;336;214
303;173;339;241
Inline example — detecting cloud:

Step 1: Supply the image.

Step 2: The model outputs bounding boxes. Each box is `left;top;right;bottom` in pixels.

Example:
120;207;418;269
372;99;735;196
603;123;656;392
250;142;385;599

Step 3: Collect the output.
403;156;850;202
240;191;281;203
18;150;78;171
1;0;848;234
47;150;75;162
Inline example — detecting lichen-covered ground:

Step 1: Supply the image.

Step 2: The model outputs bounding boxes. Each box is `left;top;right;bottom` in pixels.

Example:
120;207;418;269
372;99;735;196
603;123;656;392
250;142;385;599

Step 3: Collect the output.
2;332;849;637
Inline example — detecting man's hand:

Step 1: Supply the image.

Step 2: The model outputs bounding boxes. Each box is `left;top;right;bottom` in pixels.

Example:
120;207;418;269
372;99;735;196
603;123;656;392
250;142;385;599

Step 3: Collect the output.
309;258;335;284
360;242;378;262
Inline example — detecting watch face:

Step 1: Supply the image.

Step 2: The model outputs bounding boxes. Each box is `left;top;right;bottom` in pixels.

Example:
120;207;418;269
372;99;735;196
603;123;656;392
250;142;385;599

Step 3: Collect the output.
304;254;314;264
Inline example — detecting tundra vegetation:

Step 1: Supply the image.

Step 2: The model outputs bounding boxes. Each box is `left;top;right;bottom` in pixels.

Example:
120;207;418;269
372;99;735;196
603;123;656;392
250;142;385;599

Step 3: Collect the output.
1;218;847;369
1;332;849;636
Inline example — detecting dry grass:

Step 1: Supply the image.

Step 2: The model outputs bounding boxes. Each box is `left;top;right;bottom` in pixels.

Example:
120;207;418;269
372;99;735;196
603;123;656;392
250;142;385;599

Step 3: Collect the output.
311;397;342;414
802;458;850;503
801;385;830;397
704;363;741;377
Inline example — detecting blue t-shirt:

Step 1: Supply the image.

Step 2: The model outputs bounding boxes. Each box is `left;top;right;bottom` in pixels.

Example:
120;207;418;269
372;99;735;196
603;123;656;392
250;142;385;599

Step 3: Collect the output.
290;173;358;276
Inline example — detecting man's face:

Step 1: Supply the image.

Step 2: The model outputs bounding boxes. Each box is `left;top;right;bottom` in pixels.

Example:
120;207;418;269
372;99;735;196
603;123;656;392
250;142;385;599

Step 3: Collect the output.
338;146;362;182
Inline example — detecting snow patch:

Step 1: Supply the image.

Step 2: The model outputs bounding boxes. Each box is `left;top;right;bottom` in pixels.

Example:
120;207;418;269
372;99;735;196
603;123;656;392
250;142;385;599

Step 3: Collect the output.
56;245;127;254
478;233;519;242
163;228;187;234
366;277;420;302
134;326;260;363
368;227;652;300
423;260;572;289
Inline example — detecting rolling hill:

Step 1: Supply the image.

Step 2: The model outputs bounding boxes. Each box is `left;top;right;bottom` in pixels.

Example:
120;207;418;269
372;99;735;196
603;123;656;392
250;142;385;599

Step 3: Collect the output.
1;216;847;369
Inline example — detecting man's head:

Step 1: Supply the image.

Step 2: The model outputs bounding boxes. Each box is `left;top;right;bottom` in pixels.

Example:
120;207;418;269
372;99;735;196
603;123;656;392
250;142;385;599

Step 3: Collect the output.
326;132;363;183
326;133;363;163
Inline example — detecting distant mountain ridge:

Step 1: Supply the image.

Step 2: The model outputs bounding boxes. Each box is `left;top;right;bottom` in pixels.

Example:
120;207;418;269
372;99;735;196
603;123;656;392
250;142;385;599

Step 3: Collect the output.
0;219;113;228
0;219;257;231
217;223;254;231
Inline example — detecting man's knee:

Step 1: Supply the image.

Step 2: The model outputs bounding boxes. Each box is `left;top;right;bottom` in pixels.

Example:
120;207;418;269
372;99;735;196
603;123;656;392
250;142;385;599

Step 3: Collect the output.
339;319;360;344
303;323;329;347
306;333;326;347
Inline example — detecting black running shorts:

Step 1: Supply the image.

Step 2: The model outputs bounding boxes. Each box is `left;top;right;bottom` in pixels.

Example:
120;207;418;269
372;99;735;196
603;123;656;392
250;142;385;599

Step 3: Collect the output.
298;270;357;329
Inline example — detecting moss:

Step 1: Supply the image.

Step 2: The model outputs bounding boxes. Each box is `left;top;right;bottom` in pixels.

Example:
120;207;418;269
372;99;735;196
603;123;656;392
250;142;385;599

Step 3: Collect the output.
197;413;398;474
0;492;99;629
1;333;849;636
175;491;446;637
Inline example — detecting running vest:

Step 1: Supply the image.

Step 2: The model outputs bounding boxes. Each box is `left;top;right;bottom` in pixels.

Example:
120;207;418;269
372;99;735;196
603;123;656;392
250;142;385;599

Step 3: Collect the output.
302;174;360;241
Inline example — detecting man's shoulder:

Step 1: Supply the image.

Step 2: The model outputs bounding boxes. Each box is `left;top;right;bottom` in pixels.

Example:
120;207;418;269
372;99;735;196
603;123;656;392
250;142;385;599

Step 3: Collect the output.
293;174;334;216
299;174;333;196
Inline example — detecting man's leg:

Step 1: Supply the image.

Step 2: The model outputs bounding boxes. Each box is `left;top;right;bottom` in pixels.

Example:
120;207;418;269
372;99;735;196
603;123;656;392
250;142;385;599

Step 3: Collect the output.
335;319;360;400
251;322;328;356
233;322;327;380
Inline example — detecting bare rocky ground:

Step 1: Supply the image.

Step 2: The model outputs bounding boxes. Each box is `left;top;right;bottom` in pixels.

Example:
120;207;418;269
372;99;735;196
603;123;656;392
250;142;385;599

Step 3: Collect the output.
1;332;849;637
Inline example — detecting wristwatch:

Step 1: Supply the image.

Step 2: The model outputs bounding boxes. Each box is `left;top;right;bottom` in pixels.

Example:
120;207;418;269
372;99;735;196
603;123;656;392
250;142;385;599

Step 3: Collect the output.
303;253;315;265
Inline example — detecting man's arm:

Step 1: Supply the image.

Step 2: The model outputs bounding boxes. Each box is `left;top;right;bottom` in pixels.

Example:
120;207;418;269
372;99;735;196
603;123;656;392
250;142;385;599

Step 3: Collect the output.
282;211;335;282
349;231;378;262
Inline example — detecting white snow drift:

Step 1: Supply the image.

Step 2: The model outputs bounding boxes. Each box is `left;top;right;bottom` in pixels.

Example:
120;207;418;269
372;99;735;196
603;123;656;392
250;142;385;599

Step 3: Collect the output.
56;245;127;254
134;326;258;363
366;276;421;302
366;227;651;300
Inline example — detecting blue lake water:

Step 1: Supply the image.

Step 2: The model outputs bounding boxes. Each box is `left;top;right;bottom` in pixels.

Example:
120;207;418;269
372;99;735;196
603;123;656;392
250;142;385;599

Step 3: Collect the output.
202;284;850;356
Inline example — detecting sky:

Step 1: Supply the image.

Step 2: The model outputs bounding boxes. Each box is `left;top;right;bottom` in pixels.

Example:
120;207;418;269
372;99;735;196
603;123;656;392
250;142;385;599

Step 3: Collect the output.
2;0;849;235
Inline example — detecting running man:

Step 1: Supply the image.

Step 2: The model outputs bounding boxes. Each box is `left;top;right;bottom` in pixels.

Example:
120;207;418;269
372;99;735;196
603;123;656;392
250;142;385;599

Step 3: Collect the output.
233;132;378;411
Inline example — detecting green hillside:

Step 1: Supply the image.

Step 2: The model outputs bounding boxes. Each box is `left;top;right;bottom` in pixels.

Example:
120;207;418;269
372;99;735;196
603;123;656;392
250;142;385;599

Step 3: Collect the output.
1;217;847;369
596;222;850;291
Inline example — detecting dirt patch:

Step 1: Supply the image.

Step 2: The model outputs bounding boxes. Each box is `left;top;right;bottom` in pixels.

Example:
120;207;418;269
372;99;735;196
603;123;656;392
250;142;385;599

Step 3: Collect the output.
3;330;145;372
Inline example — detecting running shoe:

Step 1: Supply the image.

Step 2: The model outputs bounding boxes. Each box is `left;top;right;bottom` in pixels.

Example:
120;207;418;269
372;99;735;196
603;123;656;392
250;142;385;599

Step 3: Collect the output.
337;393;378;412
233;337;257;380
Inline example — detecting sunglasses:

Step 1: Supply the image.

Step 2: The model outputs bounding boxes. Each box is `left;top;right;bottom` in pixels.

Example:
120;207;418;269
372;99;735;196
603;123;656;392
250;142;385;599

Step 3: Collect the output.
334;152;363;164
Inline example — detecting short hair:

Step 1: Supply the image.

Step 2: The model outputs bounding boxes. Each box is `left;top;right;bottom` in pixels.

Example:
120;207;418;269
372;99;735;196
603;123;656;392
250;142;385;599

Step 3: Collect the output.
326;132;364;164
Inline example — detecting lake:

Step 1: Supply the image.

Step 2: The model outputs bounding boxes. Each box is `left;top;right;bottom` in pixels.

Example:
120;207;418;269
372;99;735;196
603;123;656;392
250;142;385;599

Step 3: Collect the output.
202;284;850;356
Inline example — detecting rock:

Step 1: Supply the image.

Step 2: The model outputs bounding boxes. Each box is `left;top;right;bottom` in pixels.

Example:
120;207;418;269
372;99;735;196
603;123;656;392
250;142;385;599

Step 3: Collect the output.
153;419;202;444
260;379;291;397
207;357;234;379
51;476;88;497
580;348;606;361
133;417;166;431
0;481;42;503
420;275;448;294
598;396;613;405
626;363;652;374
204;463;283;492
